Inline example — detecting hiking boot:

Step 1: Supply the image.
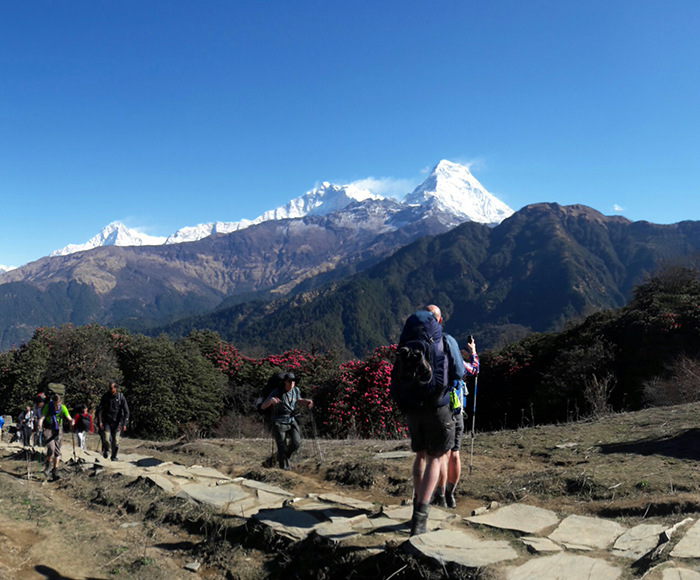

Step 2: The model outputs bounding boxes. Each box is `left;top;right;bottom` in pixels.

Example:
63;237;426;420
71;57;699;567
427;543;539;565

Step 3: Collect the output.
410;503;429;536
50;468;60;481
430;492;447;508
102;450;108;459
111;455;118;461
445;490;456;509
262;456;274;468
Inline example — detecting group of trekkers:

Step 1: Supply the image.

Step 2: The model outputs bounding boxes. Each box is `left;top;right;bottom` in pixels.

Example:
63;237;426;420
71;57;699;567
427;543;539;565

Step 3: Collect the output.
389;304;480;536
4;304;474;533
8;381;130;481
258;303;479;537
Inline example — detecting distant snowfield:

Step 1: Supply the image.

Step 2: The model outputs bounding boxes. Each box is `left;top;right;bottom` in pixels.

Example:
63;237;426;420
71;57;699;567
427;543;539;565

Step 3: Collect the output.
47;160;514;260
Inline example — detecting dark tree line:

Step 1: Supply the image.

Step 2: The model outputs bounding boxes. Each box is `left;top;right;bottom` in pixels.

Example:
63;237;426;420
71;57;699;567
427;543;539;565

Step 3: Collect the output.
2;266;700;439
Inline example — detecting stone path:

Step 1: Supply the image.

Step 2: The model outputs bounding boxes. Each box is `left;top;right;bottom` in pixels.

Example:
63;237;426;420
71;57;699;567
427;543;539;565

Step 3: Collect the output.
2;440;700;578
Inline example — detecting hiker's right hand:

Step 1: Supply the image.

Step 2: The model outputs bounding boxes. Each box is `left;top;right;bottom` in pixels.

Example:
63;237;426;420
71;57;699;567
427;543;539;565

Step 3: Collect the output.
269;397;280;406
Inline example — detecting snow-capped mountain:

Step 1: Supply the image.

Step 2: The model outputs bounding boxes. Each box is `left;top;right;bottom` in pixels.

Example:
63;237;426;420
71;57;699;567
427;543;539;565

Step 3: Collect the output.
404;160;513;224
164;182;381;244
0;265;14;273
49;161;512;257
50;222;167;257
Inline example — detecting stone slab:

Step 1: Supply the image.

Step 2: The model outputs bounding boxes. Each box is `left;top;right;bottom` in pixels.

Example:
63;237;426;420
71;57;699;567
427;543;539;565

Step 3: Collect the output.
142;474;176;495
383;505;451;522
507;553;622;580
407;528;519;568
224;489;286;518
548;515;626;550
672;519;700;558
641;562;700;580
176;482;248;509
233;477;294;497
467;503;559;534
113;452;153;464
314;520;360;544
166;465;197;480
318;493;375;512
612;523;666;559
354;516;406;534
374;451;414;460
185;465;231;480
253;507;326;541
520;536;562;553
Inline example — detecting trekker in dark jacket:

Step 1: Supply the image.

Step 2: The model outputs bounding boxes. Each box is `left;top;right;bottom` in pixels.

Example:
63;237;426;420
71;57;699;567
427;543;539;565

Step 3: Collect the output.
260;372;313;470
73;405;93;451
96;382;129;461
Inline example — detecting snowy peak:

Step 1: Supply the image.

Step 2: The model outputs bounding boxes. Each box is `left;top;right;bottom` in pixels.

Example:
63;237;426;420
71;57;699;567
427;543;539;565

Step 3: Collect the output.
165;221;253;245
258;182;382;222
47;161;513;258
165;182;382;245
50;222;167;257
404;160;513;224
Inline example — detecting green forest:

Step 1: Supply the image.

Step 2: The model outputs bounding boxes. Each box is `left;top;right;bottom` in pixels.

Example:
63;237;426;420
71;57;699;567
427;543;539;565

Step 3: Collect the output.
2;266;699;441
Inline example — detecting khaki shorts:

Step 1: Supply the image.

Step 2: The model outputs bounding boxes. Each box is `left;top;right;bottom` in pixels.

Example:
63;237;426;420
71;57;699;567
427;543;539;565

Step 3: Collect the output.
43;427;62;458
405;405;455;457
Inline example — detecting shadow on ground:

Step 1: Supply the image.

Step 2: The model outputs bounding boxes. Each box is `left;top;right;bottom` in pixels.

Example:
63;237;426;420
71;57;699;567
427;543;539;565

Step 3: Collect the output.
598;428;700;460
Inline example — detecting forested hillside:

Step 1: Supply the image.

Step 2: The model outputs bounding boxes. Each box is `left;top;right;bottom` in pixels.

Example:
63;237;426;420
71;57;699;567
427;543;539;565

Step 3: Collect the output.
160;204;700;356
2;265;700;440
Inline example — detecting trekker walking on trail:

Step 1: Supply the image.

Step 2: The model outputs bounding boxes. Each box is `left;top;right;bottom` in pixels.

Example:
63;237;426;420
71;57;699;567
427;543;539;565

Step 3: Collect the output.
96;382;129;461
73;405;93;451
18;405;34;447
433;336;479;509
390;305;465;535
41;393;74;481
260;372;313;470
32;392;46;446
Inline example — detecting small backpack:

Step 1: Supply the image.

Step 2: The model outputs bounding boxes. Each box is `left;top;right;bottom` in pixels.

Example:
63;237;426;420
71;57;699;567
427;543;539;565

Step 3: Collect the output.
390;310;448;411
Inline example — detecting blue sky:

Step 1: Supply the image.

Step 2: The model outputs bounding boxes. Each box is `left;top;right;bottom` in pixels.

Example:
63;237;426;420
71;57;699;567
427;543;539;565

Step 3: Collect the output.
2;1;699;267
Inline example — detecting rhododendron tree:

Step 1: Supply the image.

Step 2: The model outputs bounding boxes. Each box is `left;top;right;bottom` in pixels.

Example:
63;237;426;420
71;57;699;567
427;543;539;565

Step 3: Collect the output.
312;345;407;439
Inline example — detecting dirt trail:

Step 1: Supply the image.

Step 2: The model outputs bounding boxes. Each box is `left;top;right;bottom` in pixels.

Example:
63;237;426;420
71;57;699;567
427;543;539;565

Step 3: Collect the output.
0;469;198;580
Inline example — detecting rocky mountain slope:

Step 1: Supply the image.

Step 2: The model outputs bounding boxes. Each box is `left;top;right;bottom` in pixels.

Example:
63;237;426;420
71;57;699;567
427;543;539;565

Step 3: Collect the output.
0;162;512;350
159;203;700;356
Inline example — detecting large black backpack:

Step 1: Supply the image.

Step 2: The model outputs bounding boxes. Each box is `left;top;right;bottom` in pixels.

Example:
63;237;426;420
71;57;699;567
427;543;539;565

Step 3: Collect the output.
390;310;448;411
255;372;287;420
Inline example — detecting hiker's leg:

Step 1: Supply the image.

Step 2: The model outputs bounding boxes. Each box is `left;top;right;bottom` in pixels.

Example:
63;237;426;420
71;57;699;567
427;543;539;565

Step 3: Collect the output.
101;425;111;456
415;452;445;506
110;424;121;459
287;422;301;459
415;405;454;506
412;451;426;499
272;423;289;468
52;430;62;468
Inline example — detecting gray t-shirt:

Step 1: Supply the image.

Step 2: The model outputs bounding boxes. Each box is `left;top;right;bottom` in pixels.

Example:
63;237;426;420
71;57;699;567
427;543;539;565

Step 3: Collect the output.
265;386;300;424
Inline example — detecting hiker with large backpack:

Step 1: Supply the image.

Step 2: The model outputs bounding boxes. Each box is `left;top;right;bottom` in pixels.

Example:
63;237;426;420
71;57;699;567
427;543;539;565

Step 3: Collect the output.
390;305;464;536
96;382;129;461
41;393;74;481
432;335;479;509
73;404;93;451
259;372;313;470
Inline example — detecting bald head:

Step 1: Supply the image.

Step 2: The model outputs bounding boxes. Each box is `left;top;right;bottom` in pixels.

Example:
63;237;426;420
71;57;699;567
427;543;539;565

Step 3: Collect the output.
426;304;442;323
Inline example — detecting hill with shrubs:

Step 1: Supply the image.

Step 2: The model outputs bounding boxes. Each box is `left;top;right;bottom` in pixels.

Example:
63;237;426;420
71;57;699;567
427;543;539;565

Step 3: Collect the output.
158;203;700;357
2;264;700;441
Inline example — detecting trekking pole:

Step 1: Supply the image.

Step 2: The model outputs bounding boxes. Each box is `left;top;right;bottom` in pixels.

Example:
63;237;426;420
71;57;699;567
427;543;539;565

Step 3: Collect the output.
468;373;479;475
72;430;77;462
309;411;325;464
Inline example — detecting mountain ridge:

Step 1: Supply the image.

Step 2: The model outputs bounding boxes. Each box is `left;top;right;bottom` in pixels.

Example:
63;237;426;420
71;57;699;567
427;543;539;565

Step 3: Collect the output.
43;160;511;259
